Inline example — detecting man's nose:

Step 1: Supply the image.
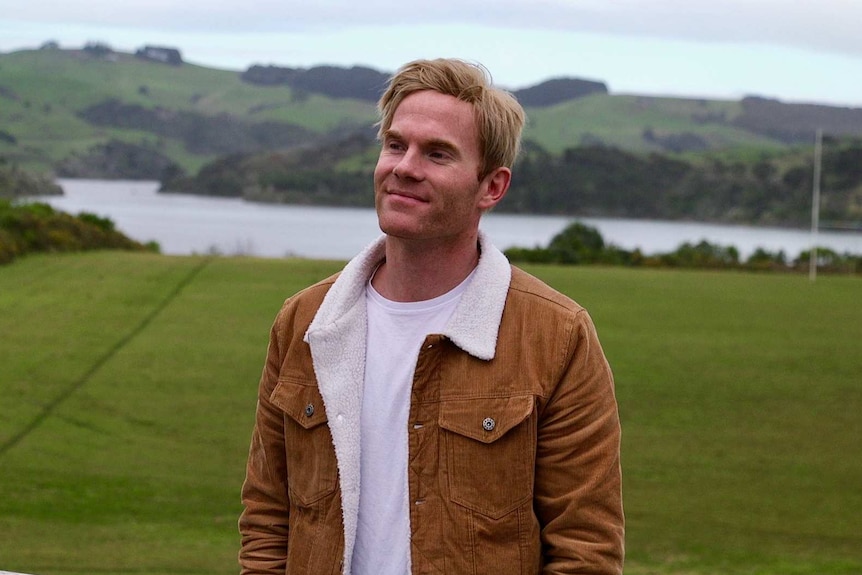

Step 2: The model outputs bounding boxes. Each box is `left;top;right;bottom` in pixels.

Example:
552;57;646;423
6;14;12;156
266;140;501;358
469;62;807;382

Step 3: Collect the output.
393;149;424;180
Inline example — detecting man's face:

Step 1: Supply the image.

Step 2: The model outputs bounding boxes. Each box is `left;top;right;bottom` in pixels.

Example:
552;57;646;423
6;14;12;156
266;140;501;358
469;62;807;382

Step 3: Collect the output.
374;90;506;244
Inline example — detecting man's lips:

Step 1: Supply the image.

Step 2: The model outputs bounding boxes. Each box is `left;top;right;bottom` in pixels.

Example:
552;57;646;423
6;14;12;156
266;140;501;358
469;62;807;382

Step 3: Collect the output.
386;188;429;203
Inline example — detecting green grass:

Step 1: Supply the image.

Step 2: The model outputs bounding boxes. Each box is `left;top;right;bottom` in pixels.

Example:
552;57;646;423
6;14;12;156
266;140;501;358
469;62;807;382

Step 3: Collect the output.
531;265;862;574
524;95;782;154
0;49;378;172
1;253;860;574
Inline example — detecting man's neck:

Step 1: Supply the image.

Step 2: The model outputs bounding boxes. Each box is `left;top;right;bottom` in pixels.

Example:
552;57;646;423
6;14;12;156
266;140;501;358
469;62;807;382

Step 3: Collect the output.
371;234;480;302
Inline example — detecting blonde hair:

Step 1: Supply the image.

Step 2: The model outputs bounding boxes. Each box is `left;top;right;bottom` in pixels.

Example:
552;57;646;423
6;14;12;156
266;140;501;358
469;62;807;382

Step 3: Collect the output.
377;58;526;178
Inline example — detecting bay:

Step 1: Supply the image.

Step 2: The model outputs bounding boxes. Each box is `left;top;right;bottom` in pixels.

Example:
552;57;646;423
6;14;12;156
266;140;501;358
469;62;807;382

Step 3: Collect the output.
26;179;862;261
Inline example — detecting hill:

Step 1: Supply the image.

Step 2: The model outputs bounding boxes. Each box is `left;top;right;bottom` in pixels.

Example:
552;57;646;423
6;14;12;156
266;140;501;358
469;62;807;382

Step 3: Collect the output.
0;46;378;176
4;44;862;181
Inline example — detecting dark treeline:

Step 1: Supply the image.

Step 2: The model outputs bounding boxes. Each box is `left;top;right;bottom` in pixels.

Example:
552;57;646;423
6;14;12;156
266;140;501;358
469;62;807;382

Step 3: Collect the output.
0;160;62;198
510;78;608;107
241;65;391;102
77;100;316;156
240;66;608;107
57;139;181;180
505;137;862;226
505;221;862;274
161;131;377;205
734;97;862;143
162;136;862;228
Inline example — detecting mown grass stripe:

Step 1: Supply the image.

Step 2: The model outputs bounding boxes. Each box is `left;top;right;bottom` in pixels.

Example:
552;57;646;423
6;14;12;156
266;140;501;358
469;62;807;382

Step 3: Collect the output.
0;257;213;458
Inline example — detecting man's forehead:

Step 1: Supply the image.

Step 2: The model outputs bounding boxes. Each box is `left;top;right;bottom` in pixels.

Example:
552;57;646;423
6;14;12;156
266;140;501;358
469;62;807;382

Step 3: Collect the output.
389;92;478;141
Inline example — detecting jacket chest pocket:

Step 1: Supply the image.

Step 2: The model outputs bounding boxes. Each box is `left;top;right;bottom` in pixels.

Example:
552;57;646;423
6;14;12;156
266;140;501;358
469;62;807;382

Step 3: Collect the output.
439;394;536;519
271;378;339;507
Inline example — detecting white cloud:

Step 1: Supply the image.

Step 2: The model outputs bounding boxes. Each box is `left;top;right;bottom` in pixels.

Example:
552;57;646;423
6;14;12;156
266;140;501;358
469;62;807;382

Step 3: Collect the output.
6;0;862;58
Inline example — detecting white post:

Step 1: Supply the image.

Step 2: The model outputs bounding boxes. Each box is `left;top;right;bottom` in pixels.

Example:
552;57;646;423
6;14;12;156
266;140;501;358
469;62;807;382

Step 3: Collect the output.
809;128;822;282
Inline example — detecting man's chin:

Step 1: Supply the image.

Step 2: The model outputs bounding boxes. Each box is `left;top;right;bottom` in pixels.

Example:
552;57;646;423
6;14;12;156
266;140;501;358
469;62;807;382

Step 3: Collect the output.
377;217;429;241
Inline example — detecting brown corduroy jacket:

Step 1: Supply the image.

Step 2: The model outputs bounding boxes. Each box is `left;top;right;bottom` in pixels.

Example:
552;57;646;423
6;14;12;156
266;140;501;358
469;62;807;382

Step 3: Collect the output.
239;234;624;575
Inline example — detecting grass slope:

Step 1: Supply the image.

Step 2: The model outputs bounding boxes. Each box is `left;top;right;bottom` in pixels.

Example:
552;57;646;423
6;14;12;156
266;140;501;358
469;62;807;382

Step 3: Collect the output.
1;49;791;175
1;252;860;574
0;49;378;172
524;94;782;155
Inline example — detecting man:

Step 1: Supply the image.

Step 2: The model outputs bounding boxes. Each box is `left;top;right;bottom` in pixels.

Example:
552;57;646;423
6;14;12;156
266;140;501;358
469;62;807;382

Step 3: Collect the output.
239;58;624;575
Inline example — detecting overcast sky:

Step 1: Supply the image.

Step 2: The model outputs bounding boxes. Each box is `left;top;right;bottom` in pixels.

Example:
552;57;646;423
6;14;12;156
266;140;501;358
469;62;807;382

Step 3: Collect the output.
2;0;861;107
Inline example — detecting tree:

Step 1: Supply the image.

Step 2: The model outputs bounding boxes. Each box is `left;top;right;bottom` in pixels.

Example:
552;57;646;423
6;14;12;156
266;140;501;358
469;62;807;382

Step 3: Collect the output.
547;222;606;264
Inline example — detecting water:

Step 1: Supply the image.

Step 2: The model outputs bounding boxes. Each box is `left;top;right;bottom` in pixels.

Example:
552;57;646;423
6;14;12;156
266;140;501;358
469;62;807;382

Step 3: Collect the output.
24;179;862;260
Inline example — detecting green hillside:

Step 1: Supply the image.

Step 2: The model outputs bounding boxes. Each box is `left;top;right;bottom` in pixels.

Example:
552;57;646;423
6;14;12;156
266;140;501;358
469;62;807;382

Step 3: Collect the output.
0;48;377;173
1;46;848;177
1;252;860;574
526;94;780;154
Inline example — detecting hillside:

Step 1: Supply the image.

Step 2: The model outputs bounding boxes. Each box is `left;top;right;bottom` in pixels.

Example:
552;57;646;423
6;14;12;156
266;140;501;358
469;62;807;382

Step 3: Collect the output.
0;46;378;176
4;44;862;181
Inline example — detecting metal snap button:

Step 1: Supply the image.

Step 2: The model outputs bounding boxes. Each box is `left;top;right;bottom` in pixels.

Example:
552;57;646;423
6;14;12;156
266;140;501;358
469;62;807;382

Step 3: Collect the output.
482;417;496;431
304;404;315;417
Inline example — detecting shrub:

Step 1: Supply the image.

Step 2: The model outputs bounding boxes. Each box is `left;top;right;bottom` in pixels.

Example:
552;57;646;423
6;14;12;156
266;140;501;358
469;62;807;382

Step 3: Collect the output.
746;247;788;271
0;201;151;265
547;222;606;264
660;240;740;269
78;212;116;232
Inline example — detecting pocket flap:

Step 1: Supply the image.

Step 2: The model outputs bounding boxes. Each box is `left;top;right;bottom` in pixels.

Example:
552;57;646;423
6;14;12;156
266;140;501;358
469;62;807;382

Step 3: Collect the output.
439;395;534;444
271;378;328;430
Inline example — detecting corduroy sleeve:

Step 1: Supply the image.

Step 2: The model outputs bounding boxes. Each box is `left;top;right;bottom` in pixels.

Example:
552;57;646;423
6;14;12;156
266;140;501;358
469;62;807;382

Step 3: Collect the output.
238;313;290;575
534;309;625;575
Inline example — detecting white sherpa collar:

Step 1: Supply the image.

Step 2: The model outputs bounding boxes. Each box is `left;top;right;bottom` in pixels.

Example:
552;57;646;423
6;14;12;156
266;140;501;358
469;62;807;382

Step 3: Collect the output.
306;235;388;335
307;230;511;361
441;231;511;360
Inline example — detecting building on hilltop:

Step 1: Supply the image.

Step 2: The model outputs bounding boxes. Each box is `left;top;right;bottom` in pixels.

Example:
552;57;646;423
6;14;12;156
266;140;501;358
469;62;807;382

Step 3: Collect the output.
135;46;183;66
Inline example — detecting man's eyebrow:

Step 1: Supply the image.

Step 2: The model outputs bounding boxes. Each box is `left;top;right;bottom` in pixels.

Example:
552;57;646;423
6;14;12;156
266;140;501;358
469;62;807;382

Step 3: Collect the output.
426;138;460;156
381;128;401;141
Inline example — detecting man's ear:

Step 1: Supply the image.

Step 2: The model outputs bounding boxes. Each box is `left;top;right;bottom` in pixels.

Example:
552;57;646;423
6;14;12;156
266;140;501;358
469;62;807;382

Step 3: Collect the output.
478;167;512;211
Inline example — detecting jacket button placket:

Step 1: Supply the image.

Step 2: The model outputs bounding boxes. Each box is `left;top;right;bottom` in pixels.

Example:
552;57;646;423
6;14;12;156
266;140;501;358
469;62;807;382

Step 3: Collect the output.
408;335;444;568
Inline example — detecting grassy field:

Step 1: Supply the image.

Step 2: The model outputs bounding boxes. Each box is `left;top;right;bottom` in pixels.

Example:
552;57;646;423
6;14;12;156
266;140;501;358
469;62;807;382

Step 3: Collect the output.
0;252;860;574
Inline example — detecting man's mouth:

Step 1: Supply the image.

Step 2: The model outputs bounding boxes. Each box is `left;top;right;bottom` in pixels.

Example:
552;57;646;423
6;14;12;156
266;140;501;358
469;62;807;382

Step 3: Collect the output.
387;188;428;203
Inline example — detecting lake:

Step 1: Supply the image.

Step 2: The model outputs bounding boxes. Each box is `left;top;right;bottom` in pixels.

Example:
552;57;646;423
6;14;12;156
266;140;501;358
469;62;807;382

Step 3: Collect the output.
26;179;862;261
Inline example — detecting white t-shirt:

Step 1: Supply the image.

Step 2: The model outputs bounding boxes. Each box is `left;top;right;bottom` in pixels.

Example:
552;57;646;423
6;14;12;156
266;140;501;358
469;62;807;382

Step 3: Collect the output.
351;271;474;575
